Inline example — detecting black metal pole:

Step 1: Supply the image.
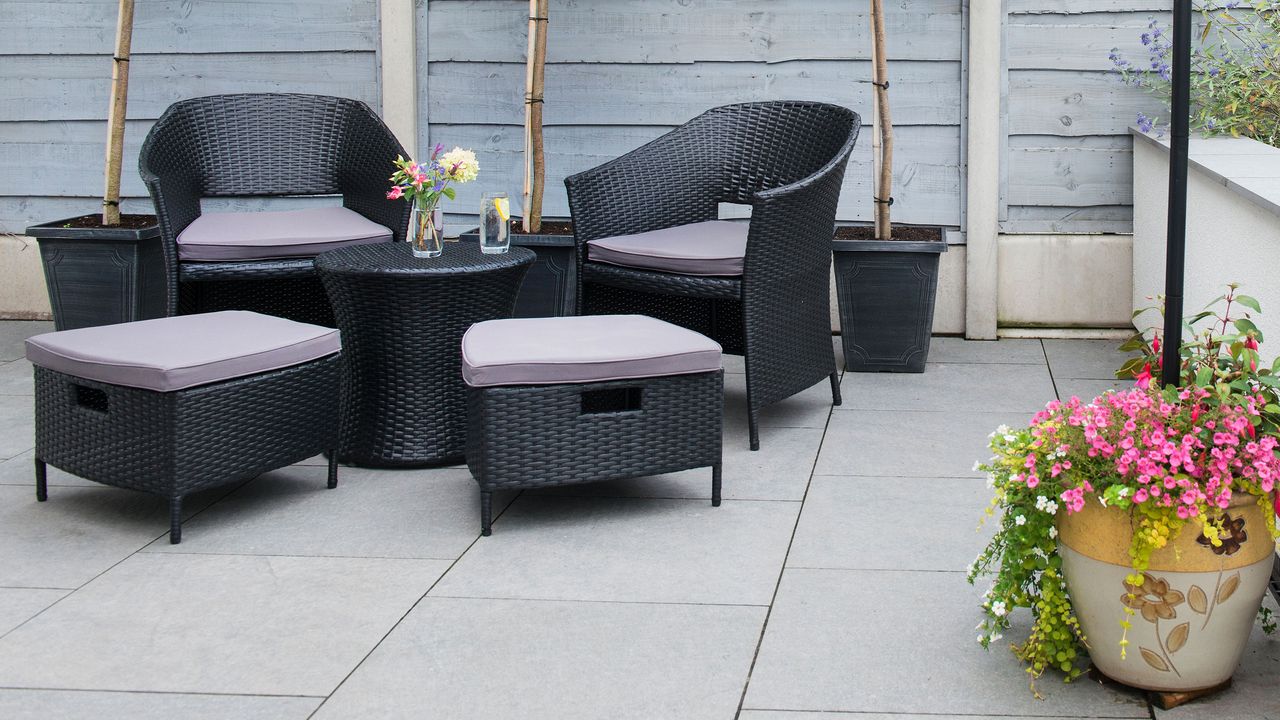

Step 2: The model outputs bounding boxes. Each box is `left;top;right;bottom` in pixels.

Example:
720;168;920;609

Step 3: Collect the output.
1162;0;1193;386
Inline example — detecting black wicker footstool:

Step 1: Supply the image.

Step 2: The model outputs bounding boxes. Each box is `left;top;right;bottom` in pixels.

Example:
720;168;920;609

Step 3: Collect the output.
25;311;342;544
462;314;724;535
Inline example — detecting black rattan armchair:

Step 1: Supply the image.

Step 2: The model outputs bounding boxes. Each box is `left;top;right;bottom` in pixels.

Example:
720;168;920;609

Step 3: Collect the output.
139;94;410;326
565;101;860;450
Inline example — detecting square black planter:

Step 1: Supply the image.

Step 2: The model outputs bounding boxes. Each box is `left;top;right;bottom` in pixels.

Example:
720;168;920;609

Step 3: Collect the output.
833;229;948;373
457;225;575;318
26;215;164;331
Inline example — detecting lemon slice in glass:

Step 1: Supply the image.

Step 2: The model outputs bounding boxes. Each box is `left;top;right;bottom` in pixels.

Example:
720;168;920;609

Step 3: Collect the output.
494;197;511;222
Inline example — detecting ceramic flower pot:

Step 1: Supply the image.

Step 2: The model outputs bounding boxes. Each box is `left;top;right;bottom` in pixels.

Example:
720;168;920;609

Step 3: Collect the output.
1058;493;1275;692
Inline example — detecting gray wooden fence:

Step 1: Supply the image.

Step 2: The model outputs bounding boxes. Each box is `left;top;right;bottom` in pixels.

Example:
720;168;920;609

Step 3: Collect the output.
0;0;381;233
420;0;966;232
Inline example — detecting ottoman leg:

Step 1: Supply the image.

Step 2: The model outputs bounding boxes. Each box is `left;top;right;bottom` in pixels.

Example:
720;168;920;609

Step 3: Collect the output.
711;463;722;507
748;410;760;452
327;452;339;489
169;496;183;545
480;491;493;537
35;458;48;502
829;371;842;406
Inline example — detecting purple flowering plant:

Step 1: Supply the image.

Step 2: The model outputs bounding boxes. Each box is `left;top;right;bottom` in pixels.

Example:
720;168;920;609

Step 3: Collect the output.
1110;2;1280;145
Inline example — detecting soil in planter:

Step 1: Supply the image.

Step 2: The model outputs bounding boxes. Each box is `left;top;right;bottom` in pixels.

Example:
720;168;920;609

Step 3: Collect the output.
835;225;942;242
509;218;574;236
57;214;156;230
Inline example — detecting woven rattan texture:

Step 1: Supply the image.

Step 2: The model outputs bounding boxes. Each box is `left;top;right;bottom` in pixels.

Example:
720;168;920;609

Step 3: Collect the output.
34;355;340;498
565;101;859;447
317;243;534;467
138;93;410;322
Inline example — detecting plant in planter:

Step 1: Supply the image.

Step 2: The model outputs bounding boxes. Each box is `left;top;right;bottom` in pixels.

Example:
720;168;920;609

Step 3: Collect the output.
27;0;164;330
832;0;947;373
969;287;1279;699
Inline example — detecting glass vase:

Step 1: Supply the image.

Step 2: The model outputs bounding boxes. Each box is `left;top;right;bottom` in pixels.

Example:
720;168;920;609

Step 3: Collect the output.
409;204;443;258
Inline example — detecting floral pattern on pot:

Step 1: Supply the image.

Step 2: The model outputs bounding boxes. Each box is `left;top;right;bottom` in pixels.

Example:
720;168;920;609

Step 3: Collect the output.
1196;512;1248;556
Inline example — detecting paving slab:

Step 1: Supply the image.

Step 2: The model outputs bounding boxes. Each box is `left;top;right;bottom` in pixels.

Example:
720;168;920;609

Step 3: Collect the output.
840;362;1056;414
0;393;33;461
0;450;102;487
816;410;1023;478
0;553;449;696
1043;339;1137;380
430;495;797;605
725;375;837;431
0;359;31;396
142;465;511;560
926;336;1046;365
743;568;1151;717
0;588;67;637
0;321;51;362
741;713;1095;720
537;425;823;502
0;483;232;589
1056;377;1133;403
0;690;321;720
787;476;995;572
315;597;765;720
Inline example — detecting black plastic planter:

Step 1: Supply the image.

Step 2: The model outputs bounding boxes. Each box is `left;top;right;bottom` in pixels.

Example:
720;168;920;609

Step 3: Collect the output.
25;215;164;331
458;225;575;318
833;236;947;373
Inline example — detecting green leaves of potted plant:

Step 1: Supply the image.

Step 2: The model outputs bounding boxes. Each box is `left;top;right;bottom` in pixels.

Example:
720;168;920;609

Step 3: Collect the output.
969;285;1279;697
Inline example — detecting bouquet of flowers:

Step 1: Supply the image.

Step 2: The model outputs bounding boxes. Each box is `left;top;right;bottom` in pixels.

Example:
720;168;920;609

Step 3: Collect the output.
388;144;479;254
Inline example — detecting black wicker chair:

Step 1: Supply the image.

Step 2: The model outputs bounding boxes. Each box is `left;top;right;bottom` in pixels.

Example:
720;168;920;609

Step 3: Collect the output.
138;94;410;326
565;101;860;450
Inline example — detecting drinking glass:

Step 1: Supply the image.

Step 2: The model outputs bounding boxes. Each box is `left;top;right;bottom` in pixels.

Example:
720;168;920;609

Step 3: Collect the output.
480;193;511;254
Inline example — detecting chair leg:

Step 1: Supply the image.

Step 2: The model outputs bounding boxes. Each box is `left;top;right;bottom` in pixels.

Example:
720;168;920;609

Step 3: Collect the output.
327;452;339;489
829;371;842;406
35;458;48;502
748;410;760;451
169;496;183;545
480;491;493;536
711;463;722;507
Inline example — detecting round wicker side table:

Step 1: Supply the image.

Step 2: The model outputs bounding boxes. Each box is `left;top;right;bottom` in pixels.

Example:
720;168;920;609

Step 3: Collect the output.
316;242;534;467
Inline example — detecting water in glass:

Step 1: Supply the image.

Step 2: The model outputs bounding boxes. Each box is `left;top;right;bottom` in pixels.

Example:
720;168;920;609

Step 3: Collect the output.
480;193;510;254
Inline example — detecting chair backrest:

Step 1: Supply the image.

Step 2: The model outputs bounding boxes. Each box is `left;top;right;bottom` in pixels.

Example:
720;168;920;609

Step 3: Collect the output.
139;94;383;197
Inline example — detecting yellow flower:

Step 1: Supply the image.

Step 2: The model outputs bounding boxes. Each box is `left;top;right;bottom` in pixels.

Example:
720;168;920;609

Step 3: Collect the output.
440;147;479;183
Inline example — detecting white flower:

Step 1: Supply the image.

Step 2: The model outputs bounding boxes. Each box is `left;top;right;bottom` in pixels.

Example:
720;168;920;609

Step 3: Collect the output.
996;424;1010;435
1034;495;1049;511
440;147;479;183
986;473;997;489
992;600;1008;617
1014;515;1027;526
972;460;983;472
1118;487;1129;497
1003;434;1016;443
1049;526;1058;539
990;632;1004;642
1044;500;1058;514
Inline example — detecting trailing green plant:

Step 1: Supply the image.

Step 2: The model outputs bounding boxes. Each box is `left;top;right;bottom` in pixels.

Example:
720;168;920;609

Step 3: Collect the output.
968;286;1280;690
1110;2;1280;146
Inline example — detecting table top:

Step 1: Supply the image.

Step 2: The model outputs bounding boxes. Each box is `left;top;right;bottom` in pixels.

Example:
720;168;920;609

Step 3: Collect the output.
314;241;535;277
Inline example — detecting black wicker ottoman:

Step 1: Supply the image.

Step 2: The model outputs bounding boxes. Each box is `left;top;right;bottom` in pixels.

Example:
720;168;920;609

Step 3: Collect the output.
462;314;724;535
25;311;342;544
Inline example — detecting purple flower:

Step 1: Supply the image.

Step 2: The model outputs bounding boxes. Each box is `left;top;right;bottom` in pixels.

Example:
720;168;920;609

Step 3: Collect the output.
1137;113;1155;134
1141;33;1151;46
1209;66;1221;77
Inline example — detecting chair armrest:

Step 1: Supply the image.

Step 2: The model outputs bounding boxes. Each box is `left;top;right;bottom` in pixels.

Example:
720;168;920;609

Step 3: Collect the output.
337;110;411;242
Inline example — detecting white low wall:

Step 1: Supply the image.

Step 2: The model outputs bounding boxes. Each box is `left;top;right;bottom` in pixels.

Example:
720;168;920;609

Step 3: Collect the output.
996;233;1133;328
1133;130;1280;344
0;234;52;320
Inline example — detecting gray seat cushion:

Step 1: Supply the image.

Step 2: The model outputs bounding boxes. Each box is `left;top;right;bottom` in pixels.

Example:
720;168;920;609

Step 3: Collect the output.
586;220;747;276
462;314;722;387
25;311;340;392
177;206;392;261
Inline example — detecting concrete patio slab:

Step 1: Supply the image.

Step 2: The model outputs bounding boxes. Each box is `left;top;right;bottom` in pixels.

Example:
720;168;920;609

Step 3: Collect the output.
0;690;322;720
1043;338;1137;380
0;359;31;396
839;361;1056;414
430;495;797;605
816;410;1021;478
926;337;1046;365
0;483;233;589
725;375;837;430
0;553;449;696
1056;377;1131;402
314;597;765;720
141;465;512;560
536;425;823;502
0;393;33;461
787;475;994;572
0;450;115;487
741;713;1091;719
0;321;51;362
743;568;1151;717
0;588;67;637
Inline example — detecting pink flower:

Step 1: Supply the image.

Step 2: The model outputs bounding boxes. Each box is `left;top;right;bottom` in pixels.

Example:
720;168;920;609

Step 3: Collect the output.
386;186;404;200
1135;363;1153;389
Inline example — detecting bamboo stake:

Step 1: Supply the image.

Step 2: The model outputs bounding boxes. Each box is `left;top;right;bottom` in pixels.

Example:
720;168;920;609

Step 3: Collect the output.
102;0;135;227
870;0;894;240
522;0;548;233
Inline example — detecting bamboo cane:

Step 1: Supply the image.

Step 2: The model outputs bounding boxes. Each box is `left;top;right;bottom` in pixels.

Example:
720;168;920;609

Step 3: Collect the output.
870;0;894;240
102;0;135;226
522;0;548;233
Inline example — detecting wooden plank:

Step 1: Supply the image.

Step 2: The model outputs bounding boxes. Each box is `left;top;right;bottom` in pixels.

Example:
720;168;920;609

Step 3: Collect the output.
1007;12;1166;71
429;123;961;225
0;196;340;235
1006;139;1133;207
0;0;378;55
0;52;379;122
0;120;153;197
1009;1;1176;12
426;60;961;127
1008;69;1162;136
1002;204;1133;234
426;0;964;64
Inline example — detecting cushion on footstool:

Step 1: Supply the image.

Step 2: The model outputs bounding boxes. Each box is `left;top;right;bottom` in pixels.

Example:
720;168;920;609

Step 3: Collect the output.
25;311;340;392
461;314;722;388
